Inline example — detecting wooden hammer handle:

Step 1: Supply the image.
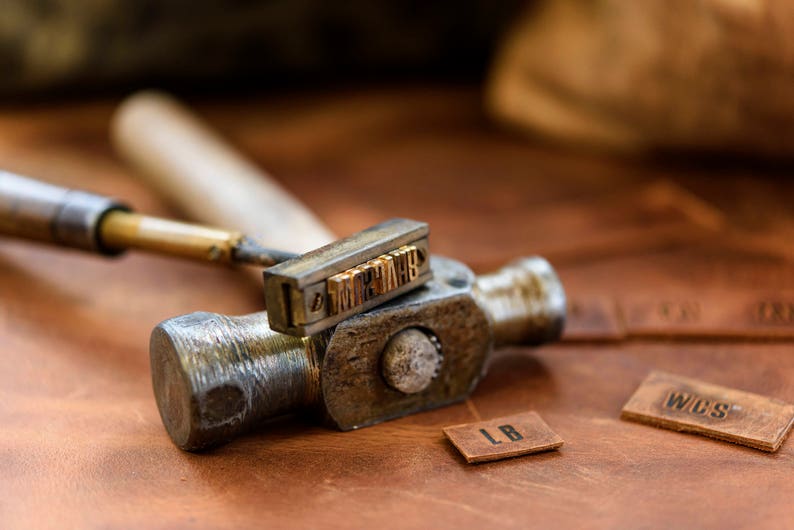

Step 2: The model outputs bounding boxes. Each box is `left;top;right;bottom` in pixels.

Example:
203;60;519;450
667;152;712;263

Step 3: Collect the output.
111;91;335;254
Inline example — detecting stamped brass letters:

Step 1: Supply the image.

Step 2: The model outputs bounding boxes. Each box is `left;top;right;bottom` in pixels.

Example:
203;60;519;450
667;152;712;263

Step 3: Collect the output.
326;245;421;316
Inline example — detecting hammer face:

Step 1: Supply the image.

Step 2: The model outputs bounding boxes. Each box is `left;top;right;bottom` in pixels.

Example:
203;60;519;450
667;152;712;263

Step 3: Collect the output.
264;218;432;336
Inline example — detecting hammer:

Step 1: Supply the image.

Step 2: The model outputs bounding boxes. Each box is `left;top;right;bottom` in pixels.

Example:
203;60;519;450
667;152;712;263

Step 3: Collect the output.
109;92;567;451
152;255;565;451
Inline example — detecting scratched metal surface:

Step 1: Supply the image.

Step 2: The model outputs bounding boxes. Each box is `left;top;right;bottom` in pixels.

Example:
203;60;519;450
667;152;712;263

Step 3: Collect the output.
0;87;792;529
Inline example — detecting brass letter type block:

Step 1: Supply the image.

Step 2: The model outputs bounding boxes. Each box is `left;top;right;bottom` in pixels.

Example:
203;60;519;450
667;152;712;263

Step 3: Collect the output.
264;218;431;336
443;411;564;464
621;371;794;452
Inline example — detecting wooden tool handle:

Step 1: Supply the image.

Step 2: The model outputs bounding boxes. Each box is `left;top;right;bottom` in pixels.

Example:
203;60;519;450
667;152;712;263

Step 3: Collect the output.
111;91;335;254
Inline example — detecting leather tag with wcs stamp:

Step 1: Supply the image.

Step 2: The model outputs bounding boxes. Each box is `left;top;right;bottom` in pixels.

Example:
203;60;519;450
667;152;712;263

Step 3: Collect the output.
443;411;563;464
621;371;794;452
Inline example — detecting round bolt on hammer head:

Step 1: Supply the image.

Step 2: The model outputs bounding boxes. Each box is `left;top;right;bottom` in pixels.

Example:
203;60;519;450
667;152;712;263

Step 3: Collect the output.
381;328;443;394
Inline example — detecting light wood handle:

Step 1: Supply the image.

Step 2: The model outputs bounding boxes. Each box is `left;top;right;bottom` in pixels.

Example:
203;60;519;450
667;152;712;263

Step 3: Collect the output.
111;91;335;254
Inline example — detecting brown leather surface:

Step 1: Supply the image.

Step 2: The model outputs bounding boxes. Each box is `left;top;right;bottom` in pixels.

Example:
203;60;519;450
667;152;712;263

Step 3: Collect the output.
1;87;793;529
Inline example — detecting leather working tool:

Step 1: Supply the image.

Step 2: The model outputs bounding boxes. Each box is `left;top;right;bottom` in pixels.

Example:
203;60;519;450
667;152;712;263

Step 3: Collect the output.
0;170;295;267
0;171;432;336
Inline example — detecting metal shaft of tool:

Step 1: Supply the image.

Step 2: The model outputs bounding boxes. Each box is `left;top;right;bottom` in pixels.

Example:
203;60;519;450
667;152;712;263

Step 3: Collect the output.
0;170;295;267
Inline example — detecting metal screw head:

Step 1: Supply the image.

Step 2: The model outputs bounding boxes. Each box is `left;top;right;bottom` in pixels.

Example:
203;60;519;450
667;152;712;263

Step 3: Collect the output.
381;328;443;394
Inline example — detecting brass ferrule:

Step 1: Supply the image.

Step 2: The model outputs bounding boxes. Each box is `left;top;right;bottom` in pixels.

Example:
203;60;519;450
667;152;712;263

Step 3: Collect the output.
99;210;243;265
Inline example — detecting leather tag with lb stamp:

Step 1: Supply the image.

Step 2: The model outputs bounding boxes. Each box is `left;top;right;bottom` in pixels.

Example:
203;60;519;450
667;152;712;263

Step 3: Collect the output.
443;411;564;464
621;371;794;452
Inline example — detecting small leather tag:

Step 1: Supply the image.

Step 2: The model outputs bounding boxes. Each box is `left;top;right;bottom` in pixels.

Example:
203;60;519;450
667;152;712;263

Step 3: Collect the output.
621;291;794;339
622;371;794;452
443;411;563;464
563;296;624;341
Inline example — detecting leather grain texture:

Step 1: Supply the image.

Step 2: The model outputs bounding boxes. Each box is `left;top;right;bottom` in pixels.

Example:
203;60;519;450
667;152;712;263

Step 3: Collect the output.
0;87;792;529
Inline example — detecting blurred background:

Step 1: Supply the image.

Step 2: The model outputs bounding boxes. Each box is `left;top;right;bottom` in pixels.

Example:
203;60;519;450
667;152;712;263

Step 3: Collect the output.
2;0;793;158
1;1;517;94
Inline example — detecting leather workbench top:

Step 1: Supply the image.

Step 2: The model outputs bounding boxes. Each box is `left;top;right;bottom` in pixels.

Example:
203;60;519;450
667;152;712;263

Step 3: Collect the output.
1;87;792;529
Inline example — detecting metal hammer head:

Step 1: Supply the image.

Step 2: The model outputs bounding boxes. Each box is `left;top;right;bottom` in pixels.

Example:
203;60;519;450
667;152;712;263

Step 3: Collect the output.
150;255;565;451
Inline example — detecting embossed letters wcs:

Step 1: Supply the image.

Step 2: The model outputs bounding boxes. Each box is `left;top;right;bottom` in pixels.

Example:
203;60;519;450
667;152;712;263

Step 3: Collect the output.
663;390;731;419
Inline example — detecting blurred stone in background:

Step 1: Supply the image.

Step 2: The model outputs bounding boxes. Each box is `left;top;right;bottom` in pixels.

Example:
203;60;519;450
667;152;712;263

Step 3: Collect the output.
487;0;794;158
